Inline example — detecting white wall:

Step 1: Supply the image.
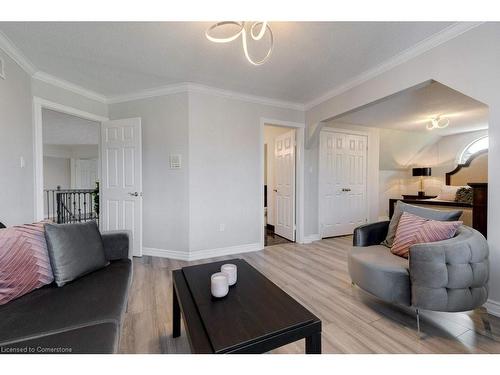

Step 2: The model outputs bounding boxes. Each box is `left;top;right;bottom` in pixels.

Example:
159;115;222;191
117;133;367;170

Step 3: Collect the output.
108;93;190;254
43;144;99;160
263;125;290;226
43;156;71;189
305;23;500;315
188;91;304;254
0;50;34;225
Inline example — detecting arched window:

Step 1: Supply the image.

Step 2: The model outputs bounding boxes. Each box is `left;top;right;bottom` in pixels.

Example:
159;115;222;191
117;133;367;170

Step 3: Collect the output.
459;136;488;164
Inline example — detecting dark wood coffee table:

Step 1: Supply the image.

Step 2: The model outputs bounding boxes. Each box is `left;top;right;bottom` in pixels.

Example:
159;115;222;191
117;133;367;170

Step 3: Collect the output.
172;259;322;354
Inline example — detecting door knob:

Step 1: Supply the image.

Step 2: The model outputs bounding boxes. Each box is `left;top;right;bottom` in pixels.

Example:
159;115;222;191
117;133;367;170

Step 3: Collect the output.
342;188;351;192
128;192;141;197
273;189;278;192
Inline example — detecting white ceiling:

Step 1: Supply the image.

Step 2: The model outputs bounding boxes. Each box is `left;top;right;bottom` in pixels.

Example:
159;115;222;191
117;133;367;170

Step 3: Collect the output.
42;109;99;145
331;81;489;135
0;22;455;103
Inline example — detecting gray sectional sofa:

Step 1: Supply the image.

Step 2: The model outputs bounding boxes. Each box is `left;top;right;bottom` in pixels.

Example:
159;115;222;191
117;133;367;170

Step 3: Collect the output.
349;218;489;333
0;231;132;354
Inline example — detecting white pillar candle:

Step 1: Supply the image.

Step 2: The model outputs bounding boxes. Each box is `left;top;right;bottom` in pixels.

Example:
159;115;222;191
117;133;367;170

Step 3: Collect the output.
221;263;237;286
211;272;229;298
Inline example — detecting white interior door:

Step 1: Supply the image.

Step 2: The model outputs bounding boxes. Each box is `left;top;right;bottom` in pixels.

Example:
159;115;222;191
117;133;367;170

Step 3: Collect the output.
319;130;367;238
274;129;296;241
73;159;98;189
101;118;143;257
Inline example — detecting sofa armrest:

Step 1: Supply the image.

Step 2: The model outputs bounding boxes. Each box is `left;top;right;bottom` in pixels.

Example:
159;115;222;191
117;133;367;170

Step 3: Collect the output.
409;227;489;312
353;221;390;247
101;231;131;261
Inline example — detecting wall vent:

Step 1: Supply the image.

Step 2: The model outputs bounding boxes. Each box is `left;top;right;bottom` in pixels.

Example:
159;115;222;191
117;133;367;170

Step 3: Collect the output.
0;57;5;80
169;154;182;169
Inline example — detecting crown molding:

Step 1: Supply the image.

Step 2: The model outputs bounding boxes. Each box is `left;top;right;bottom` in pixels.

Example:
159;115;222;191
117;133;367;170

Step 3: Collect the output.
304;22;484;111
105;83;190;104
186;83;305;111
107;82;305;111
0;30;36;75
32;71;107;103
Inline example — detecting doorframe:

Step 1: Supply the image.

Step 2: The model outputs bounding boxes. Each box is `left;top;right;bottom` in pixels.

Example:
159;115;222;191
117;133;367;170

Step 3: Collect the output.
318;127;370;238
260;118;306;248
32;97;108;222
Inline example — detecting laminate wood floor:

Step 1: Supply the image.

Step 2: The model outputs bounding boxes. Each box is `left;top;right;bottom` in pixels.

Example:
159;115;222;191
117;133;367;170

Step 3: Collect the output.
119;236;500;354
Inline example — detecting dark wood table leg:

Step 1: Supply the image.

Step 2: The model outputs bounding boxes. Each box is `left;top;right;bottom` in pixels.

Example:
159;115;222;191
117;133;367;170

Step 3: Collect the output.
173;285;181;338
305;332;321;354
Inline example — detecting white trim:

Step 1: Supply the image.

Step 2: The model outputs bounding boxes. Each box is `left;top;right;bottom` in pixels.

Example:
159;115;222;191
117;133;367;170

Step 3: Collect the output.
32;97;108;221
304;22;484;110
485;299;500;318
33;71;107;104
318;127;370;239
0;30;36;75
0;56;5;79
302;234;321;244
260;118;306;249
143;242;262;261
106;83;190;104
107;82;305;111
142;247;190;261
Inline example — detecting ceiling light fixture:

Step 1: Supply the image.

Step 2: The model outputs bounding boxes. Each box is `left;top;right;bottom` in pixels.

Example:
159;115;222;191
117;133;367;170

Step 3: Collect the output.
205;21;274;66
427;116;450;130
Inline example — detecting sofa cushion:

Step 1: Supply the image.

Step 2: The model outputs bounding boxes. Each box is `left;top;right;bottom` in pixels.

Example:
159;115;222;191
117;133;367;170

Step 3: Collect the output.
0;259;131;345
382;201;463;248
0;322;119;354
45;221;109;287
348;245;411;305
0;223;54;305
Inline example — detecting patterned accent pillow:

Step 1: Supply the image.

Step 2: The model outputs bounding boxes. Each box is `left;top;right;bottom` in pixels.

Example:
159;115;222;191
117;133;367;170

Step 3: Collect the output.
391;212;462;258
0;222;54;305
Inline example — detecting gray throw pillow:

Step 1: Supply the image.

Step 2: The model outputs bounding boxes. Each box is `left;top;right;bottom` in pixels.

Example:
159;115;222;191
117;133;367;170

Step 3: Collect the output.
45;221;109;287
382;201;463;248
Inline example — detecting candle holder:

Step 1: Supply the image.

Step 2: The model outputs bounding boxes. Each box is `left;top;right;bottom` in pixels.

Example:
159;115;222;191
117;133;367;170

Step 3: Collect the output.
211;272;229;298
221;264;237;286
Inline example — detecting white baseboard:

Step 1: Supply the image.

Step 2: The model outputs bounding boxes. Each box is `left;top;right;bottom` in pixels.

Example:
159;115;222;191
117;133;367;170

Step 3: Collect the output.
485;299;500;318
302;234;321;244
142;247;190;260
142;242;263;261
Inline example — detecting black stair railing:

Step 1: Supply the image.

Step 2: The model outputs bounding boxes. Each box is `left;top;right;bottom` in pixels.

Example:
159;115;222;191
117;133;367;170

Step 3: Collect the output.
44;186;99;225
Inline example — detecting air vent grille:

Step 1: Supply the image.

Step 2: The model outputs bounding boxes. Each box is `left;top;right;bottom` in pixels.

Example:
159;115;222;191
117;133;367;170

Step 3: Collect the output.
169;154;182;169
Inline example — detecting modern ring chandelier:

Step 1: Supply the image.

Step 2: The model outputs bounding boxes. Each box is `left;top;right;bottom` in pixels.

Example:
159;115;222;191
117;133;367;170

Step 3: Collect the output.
205;21;274;66
427;116;450;130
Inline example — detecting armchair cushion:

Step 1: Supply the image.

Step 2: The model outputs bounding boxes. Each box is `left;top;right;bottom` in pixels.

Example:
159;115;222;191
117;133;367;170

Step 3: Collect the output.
382;201;463;248
348;245;411;305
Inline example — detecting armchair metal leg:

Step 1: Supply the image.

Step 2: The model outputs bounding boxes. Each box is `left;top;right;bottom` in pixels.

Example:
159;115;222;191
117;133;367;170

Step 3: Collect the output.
416;308;421;339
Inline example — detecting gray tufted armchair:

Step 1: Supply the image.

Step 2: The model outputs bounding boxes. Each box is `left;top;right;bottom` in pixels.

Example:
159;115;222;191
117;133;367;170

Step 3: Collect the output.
349;222;489;333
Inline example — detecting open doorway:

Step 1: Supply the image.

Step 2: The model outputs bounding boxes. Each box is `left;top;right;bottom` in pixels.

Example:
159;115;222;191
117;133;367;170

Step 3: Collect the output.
317;80;489;239
42;108;101;224
264;124;296;246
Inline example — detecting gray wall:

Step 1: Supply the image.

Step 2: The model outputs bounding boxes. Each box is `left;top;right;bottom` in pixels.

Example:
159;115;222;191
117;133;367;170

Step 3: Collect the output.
108;93;190;254
0;50;34;225
188;91;304;253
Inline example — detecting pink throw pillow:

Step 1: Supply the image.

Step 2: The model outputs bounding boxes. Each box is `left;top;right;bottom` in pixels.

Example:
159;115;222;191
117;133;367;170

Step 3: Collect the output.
0;222;54;305
391;212;462;258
